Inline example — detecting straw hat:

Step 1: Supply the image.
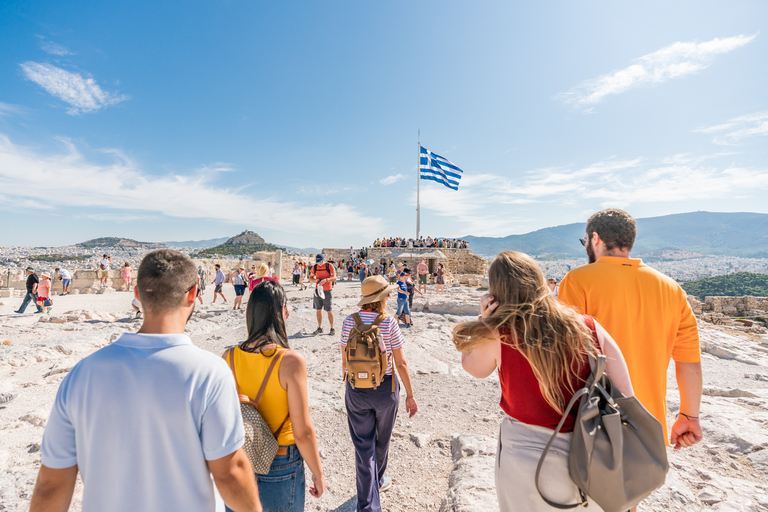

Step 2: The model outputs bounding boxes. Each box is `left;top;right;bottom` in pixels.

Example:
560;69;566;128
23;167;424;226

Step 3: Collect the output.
358;275;398;307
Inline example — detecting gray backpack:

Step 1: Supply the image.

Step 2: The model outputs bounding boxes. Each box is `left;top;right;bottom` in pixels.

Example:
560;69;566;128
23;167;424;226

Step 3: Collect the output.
535;338;669;512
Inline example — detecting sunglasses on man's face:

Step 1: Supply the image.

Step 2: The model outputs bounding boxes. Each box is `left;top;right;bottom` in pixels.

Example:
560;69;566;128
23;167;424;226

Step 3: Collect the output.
579;237;588;247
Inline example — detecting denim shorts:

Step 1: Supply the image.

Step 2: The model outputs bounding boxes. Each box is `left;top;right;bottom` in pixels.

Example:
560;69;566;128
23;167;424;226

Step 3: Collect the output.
226;444;305;512
62;279;71;287
396;295;410;316
234;284;246;296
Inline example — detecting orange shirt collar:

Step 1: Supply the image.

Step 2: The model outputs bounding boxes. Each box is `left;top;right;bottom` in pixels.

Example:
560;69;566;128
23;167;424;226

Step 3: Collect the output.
596;256;644;267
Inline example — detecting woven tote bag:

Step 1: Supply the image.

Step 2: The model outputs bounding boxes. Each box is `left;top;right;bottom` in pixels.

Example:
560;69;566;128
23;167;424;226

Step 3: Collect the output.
225;348;290;475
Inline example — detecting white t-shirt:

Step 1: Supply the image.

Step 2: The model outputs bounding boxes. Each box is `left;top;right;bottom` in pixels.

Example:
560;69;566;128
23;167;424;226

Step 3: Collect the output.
41;333;244;512
57;269;71;280
100;259;110;271
268;267;275;277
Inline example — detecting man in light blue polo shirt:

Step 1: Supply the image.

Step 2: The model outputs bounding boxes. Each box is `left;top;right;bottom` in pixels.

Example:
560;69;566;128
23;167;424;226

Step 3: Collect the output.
30;249;261;512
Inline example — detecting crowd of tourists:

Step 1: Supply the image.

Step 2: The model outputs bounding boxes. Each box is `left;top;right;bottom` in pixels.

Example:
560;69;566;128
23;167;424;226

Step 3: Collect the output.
372;236;469;249
29;208;702;512
13;257;135;315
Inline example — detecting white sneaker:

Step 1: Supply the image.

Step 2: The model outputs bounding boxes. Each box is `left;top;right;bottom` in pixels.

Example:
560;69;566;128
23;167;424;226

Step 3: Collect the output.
379;476;393;492
210;302;216;305
223;300;229;304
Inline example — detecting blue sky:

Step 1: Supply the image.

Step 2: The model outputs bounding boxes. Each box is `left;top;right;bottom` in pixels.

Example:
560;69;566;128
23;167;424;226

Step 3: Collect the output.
1;1;766;248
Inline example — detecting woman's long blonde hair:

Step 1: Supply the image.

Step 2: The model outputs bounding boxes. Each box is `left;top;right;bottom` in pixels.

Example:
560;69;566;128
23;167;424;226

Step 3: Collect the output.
452;251;597;413
256;263;269;278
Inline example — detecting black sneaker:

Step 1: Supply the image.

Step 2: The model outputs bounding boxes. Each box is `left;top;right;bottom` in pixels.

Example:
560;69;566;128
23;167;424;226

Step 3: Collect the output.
329;328;336;336
312;327;323;335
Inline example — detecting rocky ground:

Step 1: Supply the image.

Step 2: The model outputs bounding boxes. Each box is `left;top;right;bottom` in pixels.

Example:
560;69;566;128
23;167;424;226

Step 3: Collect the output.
1;280;767;511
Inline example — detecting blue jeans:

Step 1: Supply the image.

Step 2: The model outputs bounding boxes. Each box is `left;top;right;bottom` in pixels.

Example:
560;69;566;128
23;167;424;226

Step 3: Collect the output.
18;292;41;313
396;296;410;316
345;375;400;512
227;445;305;512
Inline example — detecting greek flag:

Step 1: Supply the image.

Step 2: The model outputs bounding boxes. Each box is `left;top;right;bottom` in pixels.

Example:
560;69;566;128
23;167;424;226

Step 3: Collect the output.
419;146;463;190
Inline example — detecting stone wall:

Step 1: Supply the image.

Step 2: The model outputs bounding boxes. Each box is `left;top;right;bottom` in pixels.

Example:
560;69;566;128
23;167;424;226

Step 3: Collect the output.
0;249;288;296
698;296;768;317
320;247;488;276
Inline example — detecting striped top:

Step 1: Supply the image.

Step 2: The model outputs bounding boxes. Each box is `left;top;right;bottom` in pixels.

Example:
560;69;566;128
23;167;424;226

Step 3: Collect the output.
340;310;404;375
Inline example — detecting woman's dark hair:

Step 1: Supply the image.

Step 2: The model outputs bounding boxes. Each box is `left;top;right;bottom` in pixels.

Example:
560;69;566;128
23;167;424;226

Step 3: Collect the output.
240;281;290;353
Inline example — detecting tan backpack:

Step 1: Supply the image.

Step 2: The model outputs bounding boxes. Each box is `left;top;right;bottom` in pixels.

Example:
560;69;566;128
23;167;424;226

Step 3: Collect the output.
345;313;393;391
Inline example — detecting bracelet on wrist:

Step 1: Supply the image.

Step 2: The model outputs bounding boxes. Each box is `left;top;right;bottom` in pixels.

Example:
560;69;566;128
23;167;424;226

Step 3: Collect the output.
678;412;699;420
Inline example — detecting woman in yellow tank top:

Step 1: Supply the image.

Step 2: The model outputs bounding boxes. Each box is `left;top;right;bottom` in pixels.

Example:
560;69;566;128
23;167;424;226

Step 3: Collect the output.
226;281;325;512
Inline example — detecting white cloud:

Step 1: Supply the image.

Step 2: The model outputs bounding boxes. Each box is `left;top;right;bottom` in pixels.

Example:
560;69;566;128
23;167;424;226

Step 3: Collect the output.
417;154;768;236
40;41;73;56
19;62;128;114
380;173;407;185
557;34;757;111
0;102;23;116
0;135;383;243
695;111;768;145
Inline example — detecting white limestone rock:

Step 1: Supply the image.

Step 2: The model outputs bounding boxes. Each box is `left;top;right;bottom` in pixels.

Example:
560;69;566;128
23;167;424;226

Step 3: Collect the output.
19;407;50;427
440;434;498;512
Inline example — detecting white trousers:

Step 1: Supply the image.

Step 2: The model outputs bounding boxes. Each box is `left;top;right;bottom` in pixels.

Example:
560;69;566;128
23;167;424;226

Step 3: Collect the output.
495;416;604;512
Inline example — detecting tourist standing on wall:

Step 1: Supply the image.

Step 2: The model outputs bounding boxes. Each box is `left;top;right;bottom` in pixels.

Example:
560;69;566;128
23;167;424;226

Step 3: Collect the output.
55;267;71;296
231;266;247;310
453;251;634;512
99;254;111;288
30;249;262;512
340;275;418;512
434;263;446;295
558;209;702;462
212;264;228;305
416;259;429;295
15;266;42;314
122;262;133;291
223;281;325;512
309;254;336;335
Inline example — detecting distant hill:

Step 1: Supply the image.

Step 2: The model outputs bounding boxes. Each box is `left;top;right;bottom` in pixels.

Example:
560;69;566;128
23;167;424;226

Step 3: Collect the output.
77;237;162;249
163;237;229;249
464;212;768;258
682;272;768;298
194;230;283;257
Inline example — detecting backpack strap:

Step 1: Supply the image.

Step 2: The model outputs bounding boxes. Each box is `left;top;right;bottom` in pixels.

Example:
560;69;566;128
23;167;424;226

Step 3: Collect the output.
223;347;287;410
534;388;589;509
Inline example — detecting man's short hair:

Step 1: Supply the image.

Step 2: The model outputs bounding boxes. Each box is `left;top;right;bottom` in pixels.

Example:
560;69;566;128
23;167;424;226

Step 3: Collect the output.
547;278;556;284
586;208;636;251
137;249;198;313
214;264;220;269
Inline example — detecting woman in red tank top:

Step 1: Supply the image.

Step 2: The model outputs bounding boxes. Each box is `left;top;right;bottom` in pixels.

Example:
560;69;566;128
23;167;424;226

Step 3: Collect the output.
452;251;633;512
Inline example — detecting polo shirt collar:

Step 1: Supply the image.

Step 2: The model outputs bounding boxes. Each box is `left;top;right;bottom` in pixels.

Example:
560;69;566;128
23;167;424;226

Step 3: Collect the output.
115;333;193;349
597;256;643;267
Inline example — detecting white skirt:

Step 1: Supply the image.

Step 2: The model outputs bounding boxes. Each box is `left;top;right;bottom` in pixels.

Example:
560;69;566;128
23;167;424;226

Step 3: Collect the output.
495;416;604;512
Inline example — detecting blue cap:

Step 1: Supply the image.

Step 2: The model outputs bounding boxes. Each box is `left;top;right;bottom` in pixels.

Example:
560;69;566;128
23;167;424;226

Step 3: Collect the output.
316;254;324;262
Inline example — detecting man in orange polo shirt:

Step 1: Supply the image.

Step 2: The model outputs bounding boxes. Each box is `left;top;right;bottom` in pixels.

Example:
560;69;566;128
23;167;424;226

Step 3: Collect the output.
559;209;703;454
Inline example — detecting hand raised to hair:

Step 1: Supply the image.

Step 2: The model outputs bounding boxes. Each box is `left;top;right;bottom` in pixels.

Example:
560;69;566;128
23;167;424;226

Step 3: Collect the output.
480;293;499;319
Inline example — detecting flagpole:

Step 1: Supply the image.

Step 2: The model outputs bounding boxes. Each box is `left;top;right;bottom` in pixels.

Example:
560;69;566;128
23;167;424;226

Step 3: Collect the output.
416;130;420;240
